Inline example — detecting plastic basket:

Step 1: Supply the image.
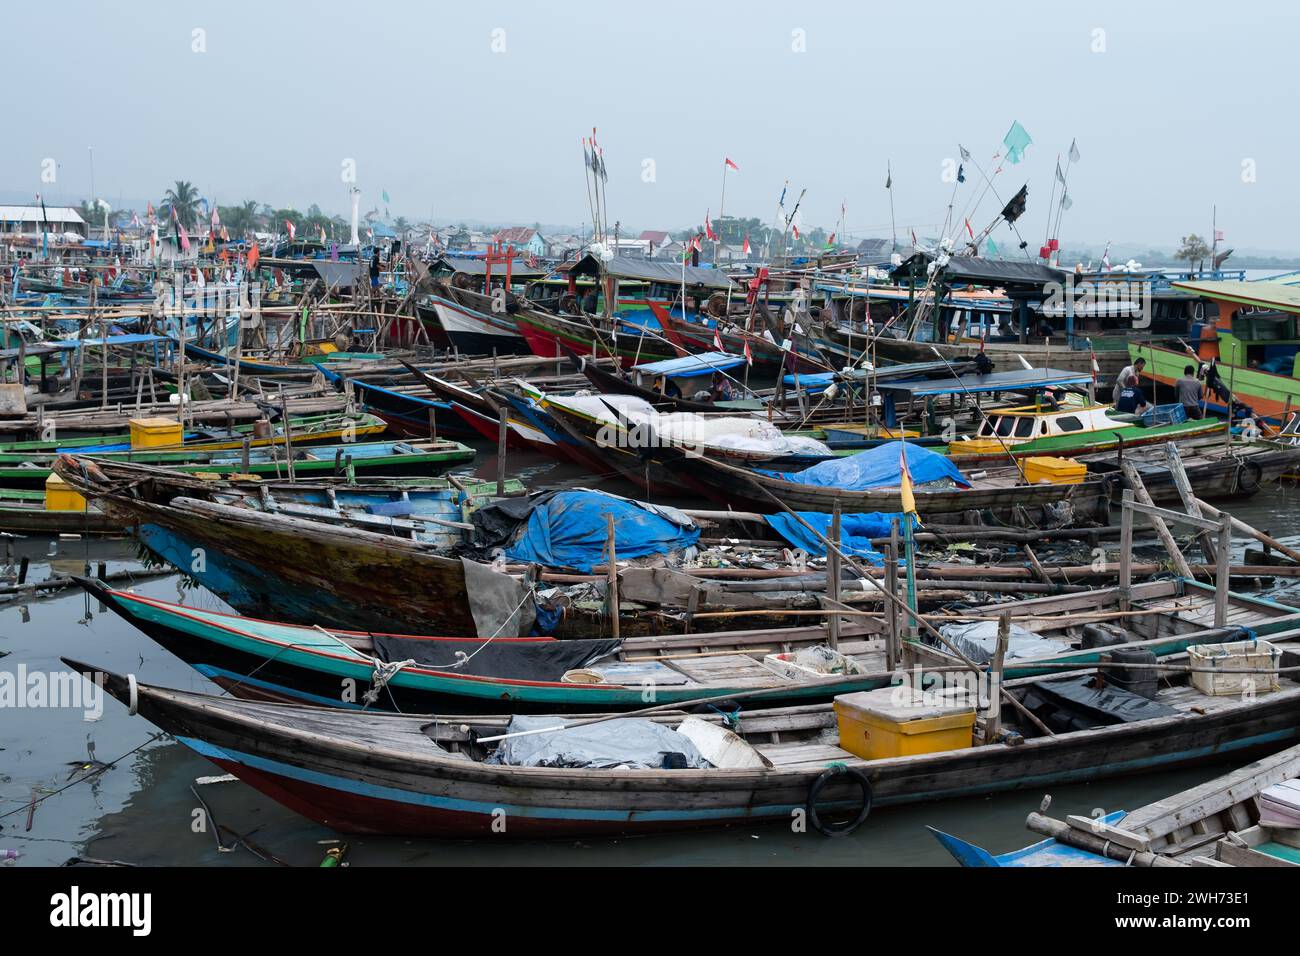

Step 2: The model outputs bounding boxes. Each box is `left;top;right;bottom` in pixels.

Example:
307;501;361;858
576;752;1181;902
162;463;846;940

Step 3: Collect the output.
1188;639;1281;697
1140;403;1187;427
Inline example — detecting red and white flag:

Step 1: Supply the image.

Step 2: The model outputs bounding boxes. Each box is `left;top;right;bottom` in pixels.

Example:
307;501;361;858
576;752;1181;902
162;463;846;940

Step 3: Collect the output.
742;234;751;256
724;157;739;171
713;325;724;351
792;224;800;240
743;338;753;366
1214;229;1225;242
704;210;718;242
285;220;296;240
964;218;975;239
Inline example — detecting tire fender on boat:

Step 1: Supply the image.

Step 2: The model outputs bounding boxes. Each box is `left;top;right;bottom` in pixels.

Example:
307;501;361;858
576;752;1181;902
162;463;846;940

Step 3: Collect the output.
806;765;873;837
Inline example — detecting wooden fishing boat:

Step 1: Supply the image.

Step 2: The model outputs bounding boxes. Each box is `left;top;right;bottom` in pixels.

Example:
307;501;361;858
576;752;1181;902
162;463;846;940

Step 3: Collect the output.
945;402;1224;466
55;456;533;636
0;412;387;457
78;572;1299;713
1079;435;1300;502
182;341;311;377
420;287;532;356
67;652;1300;838
679;450;1111;523
5;437;474;489
323;375;476;440
513;306;682;368
932;742;1300;867
0;488;123;535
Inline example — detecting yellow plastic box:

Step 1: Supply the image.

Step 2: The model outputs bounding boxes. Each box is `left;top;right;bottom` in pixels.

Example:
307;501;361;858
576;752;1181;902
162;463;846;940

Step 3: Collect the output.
45;473;86;512
1024;456;1087;485
833;686;975;760
129;417;183;449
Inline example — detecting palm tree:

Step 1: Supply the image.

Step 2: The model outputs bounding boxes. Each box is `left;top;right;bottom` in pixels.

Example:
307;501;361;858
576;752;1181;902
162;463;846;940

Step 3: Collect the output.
162;180;200;229
220;199;260;237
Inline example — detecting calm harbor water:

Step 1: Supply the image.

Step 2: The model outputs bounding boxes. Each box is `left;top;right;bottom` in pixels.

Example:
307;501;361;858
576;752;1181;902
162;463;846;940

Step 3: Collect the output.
4;459;1300;867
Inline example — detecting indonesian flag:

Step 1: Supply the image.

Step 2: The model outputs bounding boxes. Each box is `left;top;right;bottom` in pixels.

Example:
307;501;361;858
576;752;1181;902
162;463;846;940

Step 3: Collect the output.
713;325;724;351
247;243;260;270
742;234;751;256
965;218;975;240
743;338;753;366
285;220;296;240
724;157;739;171
1088;338;1099;383
704;210;718;242
691;234;703;252
791;224;800;240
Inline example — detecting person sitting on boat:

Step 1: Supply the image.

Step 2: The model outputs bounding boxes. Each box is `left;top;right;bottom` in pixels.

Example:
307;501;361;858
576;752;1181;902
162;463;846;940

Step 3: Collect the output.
710;372;736;402
1175;364;1205;420
1113;357;1146;405
654;375;682;399
1115;375;1150;416
369;250;381;289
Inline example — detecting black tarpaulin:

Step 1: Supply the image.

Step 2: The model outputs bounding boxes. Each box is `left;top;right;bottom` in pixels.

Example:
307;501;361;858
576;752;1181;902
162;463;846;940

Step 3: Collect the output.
1020;677;1179;734
371;634;622;681
568;254;734;290
892;253;1065;289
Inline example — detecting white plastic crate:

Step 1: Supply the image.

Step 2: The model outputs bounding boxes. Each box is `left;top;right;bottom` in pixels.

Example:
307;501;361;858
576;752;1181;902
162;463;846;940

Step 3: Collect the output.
1188;639;1281;697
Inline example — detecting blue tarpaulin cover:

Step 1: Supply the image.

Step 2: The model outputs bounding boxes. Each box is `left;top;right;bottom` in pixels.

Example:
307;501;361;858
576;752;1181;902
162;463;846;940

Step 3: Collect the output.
633;352;744;379
766;441;970;490
504;490;700;571
764;511;909;564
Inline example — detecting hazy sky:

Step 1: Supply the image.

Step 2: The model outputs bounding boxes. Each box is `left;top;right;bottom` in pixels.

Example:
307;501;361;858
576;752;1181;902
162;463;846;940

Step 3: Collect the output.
7;1;1295;250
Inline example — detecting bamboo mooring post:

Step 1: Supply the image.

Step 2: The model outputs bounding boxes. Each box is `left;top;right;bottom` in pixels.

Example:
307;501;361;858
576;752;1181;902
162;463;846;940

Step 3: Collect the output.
827;500;842;649
496;413;508;497
1163;443;1216;562
1119;489;1133;611
606;512;620;640
280;391;295;481
886;518;901;668
1118;458;1194;578
1215;512;1232;628
985;610;1010;741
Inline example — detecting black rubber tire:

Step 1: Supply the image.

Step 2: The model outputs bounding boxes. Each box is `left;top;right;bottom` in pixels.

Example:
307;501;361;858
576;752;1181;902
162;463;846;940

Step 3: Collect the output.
806;765;873;837
1237;460;1263;494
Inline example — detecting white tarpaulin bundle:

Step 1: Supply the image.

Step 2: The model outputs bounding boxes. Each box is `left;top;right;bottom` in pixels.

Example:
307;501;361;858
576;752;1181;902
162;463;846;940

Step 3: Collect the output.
551;394;832;458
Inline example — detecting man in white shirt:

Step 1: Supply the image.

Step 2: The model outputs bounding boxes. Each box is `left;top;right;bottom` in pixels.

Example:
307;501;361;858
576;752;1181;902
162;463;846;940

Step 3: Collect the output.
1113;357;1146;405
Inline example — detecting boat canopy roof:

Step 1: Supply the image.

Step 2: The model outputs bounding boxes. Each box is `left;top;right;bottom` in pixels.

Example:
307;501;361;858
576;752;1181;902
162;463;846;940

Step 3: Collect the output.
1171;279;1300;314
569;254;734;291
431;256;547;279
878;367;1093;397
634;351;744;379
892;253;1066;290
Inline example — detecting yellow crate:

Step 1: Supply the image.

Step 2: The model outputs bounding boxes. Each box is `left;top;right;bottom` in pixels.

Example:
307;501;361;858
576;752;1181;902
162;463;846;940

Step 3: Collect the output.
833;687;975;760
129;417;183;449
45;473;86;512
1023;456;1087;484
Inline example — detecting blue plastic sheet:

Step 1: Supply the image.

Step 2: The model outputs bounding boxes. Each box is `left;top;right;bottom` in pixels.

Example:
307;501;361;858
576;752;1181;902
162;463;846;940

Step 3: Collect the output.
764;511;910;564
504;490;700;571
766;441;970;490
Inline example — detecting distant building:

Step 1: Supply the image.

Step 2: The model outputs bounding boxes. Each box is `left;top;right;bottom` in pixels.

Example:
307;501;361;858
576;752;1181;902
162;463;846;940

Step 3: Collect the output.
494;226;548;258
0;204;87;240
638;230;671;257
